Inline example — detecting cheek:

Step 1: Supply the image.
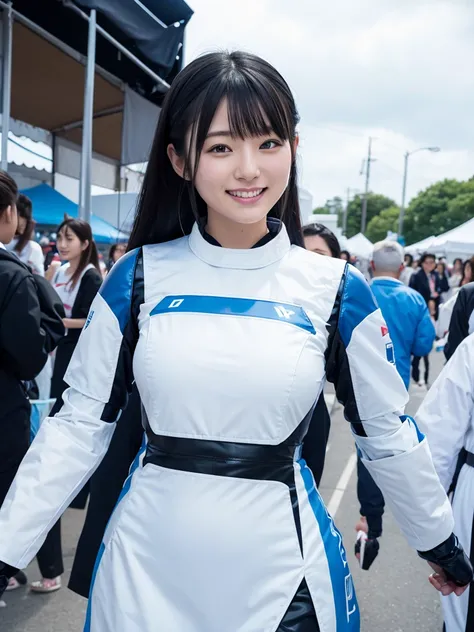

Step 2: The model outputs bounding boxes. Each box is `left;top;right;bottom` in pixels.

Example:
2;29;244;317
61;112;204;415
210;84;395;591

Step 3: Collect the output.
267;147;292;187
194;157;229;201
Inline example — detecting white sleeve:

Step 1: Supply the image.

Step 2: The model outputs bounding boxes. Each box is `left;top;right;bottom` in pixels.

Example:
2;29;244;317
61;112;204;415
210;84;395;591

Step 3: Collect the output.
326;265;454;551
0;248;141;569
416;335;474;491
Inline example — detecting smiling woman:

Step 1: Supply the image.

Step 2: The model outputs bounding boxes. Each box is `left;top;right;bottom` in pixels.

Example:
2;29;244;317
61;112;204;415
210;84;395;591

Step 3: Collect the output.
129;50;302;250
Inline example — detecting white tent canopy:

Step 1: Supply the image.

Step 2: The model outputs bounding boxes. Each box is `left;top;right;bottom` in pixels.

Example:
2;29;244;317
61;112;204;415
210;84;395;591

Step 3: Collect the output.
405;235;436;256
346;232;373;259
429;217;474;258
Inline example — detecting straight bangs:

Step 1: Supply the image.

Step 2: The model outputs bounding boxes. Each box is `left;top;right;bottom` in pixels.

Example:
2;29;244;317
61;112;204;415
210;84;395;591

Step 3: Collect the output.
188;71;297;181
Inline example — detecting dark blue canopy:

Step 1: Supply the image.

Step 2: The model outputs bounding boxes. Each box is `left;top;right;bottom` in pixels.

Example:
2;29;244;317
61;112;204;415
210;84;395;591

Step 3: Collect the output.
21;183;129;244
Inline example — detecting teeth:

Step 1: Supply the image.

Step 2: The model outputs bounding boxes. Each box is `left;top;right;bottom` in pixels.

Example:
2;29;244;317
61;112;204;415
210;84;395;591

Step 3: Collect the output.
228;189;263;198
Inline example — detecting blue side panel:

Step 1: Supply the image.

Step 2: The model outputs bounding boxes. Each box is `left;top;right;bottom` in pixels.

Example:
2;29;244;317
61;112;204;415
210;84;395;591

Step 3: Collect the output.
299;459;360;631
150;295;316;334
83;436;146;632
99;248;139;333
339;266;378;347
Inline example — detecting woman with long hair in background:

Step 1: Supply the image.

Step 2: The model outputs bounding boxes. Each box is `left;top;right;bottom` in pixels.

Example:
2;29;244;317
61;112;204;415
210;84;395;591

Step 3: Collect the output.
6;194;44;277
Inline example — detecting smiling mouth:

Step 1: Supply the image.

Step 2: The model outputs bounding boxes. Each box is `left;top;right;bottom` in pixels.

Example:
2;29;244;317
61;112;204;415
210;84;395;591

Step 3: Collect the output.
226;187;267;200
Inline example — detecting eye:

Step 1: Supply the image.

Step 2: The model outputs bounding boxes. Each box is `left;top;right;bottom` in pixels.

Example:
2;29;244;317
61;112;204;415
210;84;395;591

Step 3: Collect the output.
260;139;281;150
209;144;231;154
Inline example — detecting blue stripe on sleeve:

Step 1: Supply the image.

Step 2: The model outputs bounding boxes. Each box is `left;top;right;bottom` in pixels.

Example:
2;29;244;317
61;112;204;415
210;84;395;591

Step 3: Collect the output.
338;266;378;347
99;248;139;333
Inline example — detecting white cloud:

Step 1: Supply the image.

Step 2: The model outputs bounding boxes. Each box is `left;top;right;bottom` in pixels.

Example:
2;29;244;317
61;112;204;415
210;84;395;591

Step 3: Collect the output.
185;0;474;207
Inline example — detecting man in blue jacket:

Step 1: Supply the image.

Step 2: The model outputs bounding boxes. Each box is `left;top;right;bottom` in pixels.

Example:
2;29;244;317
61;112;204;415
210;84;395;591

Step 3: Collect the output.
356;239;436;569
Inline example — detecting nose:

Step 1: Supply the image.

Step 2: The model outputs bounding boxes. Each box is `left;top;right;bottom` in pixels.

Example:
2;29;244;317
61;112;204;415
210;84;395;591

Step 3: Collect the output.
234;147;261;181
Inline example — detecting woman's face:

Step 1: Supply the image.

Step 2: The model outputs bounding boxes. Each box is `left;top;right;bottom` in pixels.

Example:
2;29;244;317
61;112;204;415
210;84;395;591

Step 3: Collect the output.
57;226;88;262
113;243;127;262
182;99;293;227
16;216;27;236
304;234;332;257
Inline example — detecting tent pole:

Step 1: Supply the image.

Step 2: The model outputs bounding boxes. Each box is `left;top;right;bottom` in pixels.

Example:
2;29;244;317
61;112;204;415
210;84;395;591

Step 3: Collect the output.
1;2;12;172
79;8;96;222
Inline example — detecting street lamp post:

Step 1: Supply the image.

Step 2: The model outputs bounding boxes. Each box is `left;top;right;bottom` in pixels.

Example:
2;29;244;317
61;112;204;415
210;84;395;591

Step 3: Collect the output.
398;146;440;238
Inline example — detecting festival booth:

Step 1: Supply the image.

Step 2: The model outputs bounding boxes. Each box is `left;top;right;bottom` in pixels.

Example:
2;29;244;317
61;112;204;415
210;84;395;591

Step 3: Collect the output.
429;218;474;261
22;183;129;244
346;232;374;259
405;235;436;257
0;0;193;212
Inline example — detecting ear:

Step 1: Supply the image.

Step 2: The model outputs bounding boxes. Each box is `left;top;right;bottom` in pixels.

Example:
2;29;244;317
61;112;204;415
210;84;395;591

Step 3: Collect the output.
370;260;375;271
167;144;187;180
82;239;90;251
3;205;12;223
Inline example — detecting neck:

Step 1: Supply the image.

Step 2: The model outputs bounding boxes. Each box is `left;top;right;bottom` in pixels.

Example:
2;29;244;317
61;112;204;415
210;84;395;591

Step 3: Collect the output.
67;256;81;275
374;271;399;280
205;211;269;249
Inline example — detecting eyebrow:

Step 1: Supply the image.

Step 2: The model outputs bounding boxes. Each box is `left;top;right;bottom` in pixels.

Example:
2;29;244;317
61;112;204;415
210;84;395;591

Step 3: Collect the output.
205;130;232;139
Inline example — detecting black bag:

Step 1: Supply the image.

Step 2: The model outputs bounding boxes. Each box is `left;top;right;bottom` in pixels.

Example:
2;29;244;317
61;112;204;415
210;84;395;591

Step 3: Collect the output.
32;275;66;353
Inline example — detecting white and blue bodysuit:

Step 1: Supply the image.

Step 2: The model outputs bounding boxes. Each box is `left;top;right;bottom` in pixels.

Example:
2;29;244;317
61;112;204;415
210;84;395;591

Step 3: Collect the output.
0;221;453;631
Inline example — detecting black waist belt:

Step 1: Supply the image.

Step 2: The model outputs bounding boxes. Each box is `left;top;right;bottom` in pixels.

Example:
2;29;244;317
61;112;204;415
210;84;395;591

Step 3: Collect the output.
143;434;303;483
466;451;474;468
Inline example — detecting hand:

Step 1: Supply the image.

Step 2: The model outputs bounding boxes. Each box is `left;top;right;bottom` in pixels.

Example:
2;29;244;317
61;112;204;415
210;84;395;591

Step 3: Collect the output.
355;516;368;535
428;562;469;597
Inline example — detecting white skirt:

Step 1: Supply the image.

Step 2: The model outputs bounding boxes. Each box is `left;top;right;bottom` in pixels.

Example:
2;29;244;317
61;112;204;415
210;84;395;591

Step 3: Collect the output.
84;460;359;632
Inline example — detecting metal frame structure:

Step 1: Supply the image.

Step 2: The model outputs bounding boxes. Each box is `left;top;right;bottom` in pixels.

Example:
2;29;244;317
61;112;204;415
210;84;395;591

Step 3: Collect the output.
0;0;172;220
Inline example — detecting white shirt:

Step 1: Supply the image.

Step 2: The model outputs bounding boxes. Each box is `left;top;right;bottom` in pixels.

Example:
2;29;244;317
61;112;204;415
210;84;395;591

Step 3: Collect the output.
52;262;94;318
5;238;44;276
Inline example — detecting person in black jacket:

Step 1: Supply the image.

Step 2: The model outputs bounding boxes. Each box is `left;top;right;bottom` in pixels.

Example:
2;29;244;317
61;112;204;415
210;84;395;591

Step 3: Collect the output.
302;223;341;487
31;217;103;594
409;252;448;386
444;281;474;361
409;252;449;308
0;171;65;596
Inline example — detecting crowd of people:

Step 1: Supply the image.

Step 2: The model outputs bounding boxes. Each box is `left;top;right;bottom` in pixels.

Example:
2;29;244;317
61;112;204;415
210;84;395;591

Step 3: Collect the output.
0;50;472;632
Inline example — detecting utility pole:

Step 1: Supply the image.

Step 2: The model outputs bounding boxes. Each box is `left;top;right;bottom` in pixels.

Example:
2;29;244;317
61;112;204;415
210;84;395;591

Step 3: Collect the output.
360;137;373;234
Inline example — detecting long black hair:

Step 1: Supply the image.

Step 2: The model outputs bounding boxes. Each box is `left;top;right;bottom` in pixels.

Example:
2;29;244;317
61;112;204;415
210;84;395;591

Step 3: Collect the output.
15;194;35;254
0;170;18;216
128;51;303;250
57;216;101;289
302;223;341;258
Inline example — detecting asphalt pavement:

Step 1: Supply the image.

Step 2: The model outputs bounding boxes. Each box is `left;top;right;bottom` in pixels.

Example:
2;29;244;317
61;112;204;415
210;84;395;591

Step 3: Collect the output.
0;351;447;631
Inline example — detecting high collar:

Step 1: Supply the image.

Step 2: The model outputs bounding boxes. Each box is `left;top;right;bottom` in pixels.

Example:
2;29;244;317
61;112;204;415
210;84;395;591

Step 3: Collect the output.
0;241;5;250
188;219;291;269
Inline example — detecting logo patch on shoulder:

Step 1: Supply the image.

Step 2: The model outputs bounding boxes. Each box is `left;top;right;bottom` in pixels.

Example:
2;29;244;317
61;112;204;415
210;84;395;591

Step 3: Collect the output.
381;325;389;337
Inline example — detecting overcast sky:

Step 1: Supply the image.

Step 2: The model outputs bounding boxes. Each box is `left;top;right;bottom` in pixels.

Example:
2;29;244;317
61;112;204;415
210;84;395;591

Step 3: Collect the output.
185;0;474;208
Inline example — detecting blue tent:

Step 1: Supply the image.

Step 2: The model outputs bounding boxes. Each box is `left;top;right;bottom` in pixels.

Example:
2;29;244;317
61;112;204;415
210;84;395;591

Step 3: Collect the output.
21;183;129;244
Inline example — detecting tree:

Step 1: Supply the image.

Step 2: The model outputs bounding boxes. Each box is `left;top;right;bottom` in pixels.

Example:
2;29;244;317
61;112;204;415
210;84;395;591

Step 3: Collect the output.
403;178;474;244
345;193;397;238
312;196;344;218
366;206;400;243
